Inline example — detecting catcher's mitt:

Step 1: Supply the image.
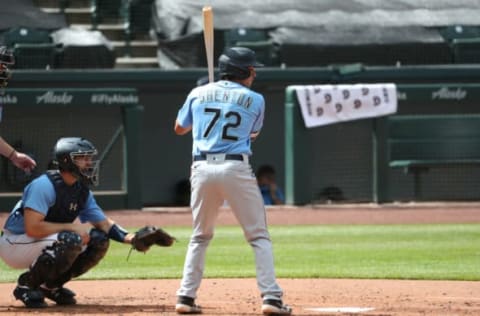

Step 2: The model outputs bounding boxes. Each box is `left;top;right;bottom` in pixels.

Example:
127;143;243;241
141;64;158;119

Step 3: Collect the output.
131;225;176;252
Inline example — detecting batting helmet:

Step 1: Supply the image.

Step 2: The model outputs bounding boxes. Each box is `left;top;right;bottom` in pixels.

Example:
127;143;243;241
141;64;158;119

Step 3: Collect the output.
53;137;100;186
0;46;14;88
218;47;264;80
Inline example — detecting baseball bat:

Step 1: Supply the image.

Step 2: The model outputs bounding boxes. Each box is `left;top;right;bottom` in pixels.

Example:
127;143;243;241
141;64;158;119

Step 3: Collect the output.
202;6;214;83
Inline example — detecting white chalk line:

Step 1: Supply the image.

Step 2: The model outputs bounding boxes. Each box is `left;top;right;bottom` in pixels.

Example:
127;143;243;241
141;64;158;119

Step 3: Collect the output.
305;306;376;313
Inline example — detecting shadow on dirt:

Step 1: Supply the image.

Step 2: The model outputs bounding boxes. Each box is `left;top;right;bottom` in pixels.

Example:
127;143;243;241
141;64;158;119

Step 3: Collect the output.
0;303;175;314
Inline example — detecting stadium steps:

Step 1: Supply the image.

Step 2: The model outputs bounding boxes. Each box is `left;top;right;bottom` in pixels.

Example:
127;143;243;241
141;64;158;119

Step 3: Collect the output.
42;7;93;24
111;40;158;58
36;0;159;68
34;0;91;8
115;57;158;68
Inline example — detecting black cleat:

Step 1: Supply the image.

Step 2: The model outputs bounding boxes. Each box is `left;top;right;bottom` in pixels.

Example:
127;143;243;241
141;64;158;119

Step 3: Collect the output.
175;295;202;314
41;286;77;305
13;285;47;308
262;299;292;316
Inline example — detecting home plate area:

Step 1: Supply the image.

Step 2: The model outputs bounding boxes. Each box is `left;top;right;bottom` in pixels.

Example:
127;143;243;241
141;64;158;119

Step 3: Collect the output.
305;307;376;313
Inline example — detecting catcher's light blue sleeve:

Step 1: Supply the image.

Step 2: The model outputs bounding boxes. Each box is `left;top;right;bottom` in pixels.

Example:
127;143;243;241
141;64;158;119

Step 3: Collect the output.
22;175;56;215
78;192;107;223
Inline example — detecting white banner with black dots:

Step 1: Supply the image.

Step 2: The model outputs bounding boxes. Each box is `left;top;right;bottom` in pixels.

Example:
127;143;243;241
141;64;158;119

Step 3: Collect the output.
293;83;397;128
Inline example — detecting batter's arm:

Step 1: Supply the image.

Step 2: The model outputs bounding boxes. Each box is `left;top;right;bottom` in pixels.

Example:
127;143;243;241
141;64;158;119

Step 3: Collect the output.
174;119;192;135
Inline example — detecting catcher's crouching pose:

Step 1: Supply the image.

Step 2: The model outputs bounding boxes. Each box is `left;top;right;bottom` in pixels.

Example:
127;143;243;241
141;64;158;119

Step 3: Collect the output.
0;137;175;308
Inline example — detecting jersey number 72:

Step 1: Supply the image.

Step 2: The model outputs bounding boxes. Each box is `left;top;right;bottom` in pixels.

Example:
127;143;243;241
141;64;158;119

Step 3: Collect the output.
203;107;241;141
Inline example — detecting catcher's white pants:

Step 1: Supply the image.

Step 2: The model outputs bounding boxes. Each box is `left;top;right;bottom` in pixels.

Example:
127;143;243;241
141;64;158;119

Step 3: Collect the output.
0;231;58;269
176;158;284;301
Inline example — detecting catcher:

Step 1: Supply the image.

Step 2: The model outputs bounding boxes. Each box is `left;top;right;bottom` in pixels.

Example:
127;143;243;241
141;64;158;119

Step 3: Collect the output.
0;137;175;308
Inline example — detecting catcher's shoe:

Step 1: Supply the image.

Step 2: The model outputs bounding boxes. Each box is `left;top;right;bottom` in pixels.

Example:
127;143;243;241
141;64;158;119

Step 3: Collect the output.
261;299;292;316
40;286;77;305
13;285;47;308
175;295;202;314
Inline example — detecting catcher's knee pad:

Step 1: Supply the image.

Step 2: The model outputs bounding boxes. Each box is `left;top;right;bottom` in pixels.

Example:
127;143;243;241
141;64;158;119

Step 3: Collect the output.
68;229;110;279
58;230;83;249
27;231;83;288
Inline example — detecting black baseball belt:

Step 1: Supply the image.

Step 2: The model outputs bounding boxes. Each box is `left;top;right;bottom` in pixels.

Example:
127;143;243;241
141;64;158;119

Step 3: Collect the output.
193;154;246;162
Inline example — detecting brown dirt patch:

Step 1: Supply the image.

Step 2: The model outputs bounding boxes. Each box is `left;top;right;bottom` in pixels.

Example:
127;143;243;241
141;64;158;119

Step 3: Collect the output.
1;203;479;315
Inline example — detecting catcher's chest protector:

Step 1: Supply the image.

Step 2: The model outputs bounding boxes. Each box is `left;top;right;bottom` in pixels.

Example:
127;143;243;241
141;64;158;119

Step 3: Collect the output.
45;170;89;223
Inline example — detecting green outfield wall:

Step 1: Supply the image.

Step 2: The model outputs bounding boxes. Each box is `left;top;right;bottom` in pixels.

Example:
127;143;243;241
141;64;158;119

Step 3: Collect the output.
3;65;480;208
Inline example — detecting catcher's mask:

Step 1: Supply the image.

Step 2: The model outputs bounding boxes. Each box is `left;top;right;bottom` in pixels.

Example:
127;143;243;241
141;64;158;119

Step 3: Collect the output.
0;46;14;87
218;47;263;80
53;137;100;186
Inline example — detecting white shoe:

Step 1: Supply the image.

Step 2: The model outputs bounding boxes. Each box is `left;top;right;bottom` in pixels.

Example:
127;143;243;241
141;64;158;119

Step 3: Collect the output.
175;296;202;314
262;299;292;315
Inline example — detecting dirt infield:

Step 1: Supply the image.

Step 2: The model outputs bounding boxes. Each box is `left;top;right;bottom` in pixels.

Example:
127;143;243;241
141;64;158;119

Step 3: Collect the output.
0;203;479;315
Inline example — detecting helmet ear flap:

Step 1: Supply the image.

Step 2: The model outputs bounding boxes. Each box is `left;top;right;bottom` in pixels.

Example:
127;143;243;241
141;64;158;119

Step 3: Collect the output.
56;155;70;171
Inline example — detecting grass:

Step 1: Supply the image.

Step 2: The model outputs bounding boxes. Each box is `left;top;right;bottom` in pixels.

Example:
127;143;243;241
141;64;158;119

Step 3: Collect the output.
0;224;479;283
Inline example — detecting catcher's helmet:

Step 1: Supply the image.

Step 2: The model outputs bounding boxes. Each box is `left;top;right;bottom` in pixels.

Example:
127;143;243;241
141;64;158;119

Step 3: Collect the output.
0;46;14;66
218;47;264;80
53;137;100;186
0;46;14;87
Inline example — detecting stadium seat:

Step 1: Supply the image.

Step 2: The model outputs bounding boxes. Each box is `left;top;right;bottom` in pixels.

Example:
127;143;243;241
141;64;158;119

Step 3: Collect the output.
224;28;269;47
223;28;279;66
439;25;480;41
51;27;116;69
452;38;480;64
3;27;52;47
13;43;62;69
59;45;115;68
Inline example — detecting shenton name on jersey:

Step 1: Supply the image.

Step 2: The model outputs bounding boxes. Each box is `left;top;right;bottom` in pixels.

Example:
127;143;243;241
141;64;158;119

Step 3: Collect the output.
198;89;253;109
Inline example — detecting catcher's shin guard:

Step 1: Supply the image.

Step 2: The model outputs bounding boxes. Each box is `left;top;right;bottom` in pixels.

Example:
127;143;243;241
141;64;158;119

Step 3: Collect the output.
24;231;83;288
46;228;109;288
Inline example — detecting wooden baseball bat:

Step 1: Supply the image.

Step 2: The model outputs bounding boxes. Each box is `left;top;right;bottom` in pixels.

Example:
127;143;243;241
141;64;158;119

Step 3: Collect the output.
202;6;214;83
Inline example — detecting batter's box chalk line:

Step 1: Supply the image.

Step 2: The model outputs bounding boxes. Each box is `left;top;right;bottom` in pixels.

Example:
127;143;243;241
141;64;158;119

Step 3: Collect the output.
305;307;375;314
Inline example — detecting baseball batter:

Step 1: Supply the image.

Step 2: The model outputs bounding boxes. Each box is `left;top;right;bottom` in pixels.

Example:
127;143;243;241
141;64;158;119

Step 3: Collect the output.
174;47;292;315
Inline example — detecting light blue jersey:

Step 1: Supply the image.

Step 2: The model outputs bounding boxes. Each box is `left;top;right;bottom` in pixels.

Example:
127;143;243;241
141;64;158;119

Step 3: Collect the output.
176;80;264;156
3;174;106;234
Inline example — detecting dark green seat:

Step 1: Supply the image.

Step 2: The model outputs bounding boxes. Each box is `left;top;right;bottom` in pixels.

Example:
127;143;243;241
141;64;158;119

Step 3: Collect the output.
387;114;480;199
223;28;279;66
58;44;115;69
438;25;480;41
452;38;480;64
3;27;52;47
13;43;62;69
